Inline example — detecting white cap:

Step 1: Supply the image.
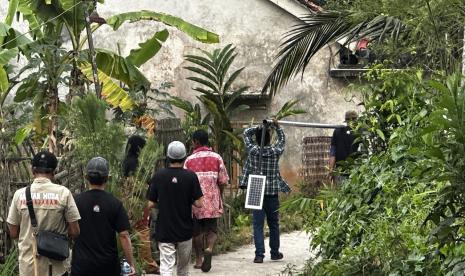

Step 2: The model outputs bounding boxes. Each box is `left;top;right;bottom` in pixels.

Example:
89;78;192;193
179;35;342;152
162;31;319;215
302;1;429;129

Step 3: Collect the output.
167;141;187;159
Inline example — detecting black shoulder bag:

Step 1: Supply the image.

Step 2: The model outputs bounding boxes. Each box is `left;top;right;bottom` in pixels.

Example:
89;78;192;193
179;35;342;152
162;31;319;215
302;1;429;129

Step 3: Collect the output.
25;186;69;261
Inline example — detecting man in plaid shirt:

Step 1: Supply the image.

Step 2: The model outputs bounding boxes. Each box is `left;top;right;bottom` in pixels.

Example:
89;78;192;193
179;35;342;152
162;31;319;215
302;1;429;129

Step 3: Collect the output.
240;119;291;263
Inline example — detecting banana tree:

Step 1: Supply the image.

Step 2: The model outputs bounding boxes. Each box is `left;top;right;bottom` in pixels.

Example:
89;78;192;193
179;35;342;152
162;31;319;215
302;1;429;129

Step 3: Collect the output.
6;1;219;150
10;0;219;106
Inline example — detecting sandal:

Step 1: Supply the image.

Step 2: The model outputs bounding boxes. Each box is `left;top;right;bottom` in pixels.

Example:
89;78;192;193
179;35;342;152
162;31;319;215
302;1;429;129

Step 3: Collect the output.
145;261;160;275
193;264;202;269
201;250;212;272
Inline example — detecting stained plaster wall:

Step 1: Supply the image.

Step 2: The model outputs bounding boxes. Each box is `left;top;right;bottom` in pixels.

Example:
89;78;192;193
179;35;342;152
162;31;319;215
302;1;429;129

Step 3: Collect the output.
1;0;360;186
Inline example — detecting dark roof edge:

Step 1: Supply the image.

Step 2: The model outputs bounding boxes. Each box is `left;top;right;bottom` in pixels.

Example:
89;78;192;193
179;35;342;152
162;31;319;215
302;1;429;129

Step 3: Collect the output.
265;0;311;19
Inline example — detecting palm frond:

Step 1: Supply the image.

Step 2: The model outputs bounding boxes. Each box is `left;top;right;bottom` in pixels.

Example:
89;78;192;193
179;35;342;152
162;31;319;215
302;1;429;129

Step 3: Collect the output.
192;87;216;97
218;53;236;86
168;96;194;113
262;11;408;95
273;99;307;120
184;66;219;86
184;55;217;75
186;76;219;93
223;67;245;94
225;86;249;110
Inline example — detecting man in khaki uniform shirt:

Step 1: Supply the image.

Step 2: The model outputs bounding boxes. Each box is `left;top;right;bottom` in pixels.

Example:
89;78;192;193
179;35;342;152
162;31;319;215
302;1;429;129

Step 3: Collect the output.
7;151;81;276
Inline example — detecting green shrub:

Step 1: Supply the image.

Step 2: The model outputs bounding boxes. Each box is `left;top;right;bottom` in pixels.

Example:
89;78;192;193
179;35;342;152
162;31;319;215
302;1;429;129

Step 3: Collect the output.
301;71;465;275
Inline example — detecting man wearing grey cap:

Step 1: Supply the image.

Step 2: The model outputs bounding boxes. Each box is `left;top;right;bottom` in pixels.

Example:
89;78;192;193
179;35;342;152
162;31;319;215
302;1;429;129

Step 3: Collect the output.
71;157;135;276
147;141;204;276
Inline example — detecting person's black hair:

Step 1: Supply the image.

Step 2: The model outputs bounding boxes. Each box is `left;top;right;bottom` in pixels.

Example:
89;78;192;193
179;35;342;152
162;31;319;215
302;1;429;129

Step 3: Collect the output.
32;167;54;174
167;157;186;164
192;129;209;146
255;127;271;146
127;135;146;155
123;135;146;177
86;173;108;185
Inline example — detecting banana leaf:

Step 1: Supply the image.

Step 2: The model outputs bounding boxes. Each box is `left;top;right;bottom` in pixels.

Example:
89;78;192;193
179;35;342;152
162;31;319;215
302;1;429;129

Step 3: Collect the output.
0;48;18;65
0;47;18;98
4;0;18;26
17;0;103;34
0;23;32;49
17;4;44;39
92;49;150;89
106;10;219;44
14;123;33;145
14;74;39;102
127;29;169;67
0;67;7;93
79;62;136;111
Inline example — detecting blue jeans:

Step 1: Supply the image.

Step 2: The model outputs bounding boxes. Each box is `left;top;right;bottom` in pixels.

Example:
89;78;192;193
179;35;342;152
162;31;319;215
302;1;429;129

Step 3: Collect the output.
252;195;280;258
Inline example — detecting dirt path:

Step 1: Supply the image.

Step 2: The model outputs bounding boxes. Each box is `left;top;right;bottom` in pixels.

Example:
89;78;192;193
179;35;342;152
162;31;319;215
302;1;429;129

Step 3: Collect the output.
147;231;313;276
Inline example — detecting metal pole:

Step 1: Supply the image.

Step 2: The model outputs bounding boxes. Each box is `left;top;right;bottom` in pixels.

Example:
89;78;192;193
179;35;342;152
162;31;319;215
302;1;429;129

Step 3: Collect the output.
264;119;345;129
257;123;267;175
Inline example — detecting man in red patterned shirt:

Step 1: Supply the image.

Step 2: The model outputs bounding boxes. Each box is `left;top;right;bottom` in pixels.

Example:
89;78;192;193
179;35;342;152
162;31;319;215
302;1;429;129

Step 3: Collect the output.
184;129;229;273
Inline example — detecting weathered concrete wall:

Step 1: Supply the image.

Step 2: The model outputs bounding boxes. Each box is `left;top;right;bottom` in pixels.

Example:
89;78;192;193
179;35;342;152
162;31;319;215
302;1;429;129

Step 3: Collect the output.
1;0;359;186
93;0;359;186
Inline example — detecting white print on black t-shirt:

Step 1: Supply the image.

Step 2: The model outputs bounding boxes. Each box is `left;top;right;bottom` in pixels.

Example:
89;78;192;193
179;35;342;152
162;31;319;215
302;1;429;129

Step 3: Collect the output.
93;205;100;212
172;177;178;183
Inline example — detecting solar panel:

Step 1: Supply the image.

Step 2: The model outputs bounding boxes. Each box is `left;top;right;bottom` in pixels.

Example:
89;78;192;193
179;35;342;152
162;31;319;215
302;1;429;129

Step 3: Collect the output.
245;174;266;210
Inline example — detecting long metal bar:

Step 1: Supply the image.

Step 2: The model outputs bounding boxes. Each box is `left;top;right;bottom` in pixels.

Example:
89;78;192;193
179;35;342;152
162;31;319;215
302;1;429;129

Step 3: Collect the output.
264;119;345;129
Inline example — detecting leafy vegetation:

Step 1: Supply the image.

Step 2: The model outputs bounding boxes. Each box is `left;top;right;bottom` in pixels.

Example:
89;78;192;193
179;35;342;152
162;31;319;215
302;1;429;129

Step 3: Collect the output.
1;0;219;152
288;71;465;275
183;44;249;162
263;0;465;94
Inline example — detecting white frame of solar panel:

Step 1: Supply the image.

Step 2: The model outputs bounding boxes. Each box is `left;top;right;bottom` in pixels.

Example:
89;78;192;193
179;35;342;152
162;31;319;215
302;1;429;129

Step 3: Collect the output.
245;174;266;210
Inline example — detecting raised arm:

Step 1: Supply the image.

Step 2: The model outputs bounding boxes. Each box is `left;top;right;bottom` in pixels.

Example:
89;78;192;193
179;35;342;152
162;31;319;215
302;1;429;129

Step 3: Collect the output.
243;126;258;153
272;125;285;155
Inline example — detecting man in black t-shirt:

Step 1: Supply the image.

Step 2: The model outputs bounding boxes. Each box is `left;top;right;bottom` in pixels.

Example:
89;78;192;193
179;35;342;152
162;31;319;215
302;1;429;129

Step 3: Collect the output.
72;157;135;276
147;141;203;276
329;111;360;184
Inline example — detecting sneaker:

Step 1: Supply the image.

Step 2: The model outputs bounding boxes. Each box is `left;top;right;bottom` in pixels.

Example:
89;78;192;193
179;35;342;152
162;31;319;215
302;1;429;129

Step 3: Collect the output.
271;252;284;260
253;256;264;263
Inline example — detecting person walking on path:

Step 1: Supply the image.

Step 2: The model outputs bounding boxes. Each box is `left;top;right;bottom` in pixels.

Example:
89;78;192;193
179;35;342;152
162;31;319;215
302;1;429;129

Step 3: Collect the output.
240;119;291;264
7;151;81;276
71;157;136;276
122;135;160;274
147;141;204;276
328;110;360;184
184;129;229;272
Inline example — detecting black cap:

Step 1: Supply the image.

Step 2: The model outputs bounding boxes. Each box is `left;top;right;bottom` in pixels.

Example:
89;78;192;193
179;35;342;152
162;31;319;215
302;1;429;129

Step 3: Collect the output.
32;151;58;171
